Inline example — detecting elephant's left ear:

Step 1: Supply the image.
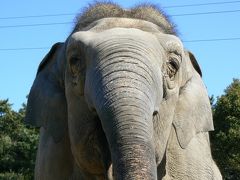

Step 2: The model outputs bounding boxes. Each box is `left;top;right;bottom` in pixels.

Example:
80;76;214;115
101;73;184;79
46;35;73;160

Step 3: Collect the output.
25;42;67;142
173;51;214;148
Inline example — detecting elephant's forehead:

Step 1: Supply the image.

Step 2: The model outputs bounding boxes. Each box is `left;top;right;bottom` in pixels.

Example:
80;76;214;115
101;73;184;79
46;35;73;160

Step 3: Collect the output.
71;27;163;53
82;17;164;33
77;18;183;50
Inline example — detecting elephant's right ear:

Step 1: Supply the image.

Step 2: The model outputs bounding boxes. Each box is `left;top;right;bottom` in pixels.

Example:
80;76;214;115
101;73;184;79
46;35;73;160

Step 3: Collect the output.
25;42;67;142
188;51;202;77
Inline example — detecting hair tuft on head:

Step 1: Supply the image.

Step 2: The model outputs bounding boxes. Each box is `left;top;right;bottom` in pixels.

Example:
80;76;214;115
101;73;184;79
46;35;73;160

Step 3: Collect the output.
72;2;177;35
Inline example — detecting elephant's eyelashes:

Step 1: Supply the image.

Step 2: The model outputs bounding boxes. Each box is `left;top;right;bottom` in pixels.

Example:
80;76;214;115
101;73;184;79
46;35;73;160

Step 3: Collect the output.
167;57;179;80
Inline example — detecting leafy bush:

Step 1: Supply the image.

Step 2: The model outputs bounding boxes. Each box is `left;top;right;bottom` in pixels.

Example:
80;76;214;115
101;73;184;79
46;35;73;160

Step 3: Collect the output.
0;100;39;179
211;79;240;179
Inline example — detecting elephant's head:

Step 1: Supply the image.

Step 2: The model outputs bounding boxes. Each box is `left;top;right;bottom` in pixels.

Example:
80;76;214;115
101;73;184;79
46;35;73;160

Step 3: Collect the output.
25;3;214;179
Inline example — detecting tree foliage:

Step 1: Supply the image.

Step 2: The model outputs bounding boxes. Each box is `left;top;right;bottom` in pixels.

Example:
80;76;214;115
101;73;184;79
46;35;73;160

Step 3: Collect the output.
0;100;39;179
211;79;240;179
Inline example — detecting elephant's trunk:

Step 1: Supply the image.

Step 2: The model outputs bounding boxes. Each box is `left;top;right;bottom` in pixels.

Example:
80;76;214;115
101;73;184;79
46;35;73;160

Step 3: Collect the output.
95;76;157;179
88;41;160;179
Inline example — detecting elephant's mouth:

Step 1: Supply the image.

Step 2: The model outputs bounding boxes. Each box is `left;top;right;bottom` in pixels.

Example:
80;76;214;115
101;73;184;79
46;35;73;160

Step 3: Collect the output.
87;111;159;179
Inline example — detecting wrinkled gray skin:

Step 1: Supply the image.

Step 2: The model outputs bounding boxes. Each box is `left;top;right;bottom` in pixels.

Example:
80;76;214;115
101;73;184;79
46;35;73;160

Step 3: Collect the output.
25;4;222;180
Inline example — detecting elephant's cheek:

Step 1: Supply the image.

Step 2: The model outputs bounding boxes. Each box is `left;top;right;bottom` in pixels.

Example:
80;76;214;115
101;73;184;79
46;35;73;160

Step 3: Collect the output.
66;97;110;176
153;92;179;165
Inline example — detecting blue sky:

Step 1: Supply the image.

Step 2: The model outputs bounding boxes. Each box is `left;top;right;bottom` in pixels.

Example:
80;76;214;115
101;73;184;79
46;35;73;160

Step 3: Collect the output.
0;0;239;110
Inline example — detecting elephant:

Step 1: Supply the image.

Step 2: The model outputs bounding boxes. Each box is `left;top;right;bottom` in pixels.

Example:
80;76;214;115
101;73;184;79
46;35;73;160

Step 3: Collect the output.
25;2;222;180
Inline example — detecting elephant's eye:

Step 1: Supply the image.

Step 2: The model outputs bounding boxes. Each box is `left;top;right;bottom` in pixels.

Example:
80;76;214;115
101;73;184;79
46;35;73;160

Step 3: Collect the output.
69;57;84;76
167;56;180;80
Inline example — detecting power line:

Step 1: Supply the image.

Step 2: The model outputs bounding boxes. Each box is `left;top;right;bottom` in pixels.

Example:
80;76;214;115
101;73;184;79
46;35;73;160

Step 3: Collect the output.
163;0;240;8
0;8;239;29
0;13;75;20
0;47;49;51
183;37;240;42
1;37;240;51
172;9;240;17
0;1;240;20
0;22;72;28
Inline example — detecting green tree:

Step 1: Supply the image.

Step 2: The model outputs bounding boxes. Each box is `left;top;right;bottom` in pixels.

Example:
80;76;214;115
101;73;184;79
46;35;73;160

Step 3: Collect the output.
211;79;240;179
0;100;39;179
